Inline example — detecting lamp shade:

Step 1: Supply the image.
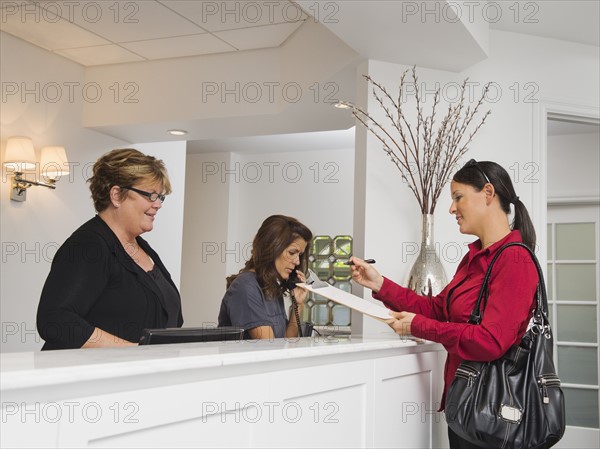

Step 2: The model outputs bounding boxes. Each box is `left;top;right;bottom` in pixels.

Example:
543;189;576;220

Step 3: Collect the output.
3;136;36;171
40;146;69;180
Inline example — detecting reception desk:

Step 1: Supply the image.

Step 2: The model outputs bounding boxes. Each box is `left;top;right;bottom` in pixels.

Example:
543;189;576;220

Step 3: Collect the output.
1;336;447;448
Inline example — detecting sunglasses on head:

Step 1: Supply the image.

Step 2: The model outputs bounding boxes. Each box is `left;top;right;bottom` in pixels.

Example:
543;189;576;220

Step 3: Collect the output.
463;159;491;184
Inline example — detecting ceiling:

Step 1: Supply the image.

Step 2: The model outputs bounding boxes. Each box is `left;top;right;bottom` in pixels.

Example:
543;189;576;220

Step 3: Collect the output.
1;1;599;149
0;0;307;66
490;0;599;47
0;1;597;67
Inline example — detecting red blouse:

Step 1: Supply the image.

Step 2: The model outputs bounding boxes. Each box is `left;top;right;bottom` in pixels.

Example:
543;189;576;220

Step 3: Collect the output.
373;230;538;409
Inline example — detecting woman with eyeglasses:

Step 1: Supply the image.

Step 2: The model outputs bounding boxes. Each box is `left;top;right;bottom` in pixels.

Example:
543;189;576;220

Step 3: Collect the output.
218;215;312;340
349;160;538;449
37;148;183;350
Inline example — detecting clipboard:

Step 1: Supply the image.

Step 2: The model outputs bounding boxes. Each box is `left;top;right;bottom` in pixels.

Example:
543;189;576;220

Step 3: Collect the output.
297;281;394;322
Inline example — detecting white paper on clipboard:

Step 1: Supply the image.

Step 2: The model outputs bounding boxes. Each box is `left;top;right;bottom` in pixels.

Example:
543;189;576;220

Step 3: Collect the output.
297;282;393;322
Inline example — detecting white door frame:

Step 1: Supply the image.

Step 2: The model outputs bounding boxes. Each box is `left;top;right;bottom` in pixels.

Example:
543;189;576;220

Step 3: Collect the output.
532;99;600;271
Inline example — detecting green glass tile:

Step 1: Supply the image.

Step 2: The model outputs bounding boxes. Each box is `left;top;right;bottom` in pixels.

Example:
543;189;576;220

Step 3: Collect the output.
312;236;332;256
332;305;351;326
311;304;330;325
333;235;353;257
301;304;310;322
333;260;351;281
337;281;352;293
309;260;332;279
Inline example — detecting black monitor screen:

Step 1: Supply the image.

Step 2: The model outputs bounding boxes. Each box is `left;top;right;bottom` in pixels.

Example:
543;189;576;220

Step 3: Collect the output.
139;327;244;345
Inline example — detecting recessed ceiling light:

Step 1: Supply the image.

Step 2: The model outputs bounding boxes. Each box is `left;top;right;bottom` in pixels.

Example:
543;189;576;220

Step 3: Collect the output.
168;129;188;136
334;101;354;109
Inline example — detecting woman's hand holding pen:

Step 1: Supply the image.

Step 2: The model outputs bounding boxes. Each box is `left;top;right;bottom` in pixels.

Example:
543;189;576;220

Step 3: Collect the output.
349;257;385;293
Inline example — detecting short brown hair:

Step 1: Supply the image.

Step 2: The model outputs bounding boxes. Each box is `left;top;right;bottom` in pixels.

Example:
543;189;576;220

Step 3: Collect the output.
88;148;172;212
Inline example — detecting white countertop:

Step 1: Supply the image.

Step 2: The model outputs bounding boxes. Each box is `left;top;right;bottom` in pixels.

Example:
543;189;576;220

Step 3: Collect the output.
1;335;442;391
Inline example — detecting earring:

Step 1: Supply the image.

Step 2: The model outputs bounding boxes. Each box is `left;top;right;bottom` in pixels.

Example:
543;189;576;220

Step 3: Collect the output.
114;203;120;207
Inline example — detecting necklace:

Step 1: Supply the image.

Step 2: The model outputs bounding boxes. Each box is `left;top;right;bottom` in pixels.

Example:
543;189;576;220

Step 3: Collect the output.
123;240;139;256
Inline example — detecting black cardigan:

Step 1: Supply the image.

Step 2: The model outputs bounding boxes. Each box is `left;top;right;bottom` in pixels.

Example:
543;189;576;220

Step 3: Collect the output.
37;216;183;350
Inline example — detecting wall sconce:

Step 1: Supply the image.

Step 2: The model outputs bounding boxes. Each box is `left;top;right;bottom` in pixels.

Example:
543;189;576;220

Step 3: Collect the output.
3;136;69;202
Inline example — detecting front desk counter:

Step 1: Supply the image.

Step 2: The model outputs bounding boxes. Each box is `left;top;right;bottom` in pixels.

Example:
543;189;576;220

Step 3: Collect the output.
1;335;447;448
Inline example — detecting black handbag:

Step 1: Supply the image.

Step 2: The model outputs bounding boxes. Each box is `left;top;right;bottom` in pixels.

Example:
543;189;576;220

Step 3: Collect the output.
445;243;565;449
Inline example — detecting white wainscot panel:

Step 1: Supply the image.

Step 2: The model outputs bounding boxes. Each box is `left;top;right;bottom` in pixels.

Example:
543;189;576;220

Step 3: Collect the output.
373;352;441;449
54;360;373;448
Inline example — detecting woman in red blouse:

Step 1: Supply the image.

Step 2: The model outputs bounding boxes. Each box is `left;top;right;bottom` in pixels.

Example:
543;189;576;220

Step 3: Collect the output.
350;160;538;449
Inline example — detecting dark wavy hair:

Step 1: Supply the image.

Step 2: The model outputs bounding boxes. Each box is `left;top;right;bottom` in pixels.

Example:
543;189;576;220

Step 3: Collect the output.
88;148;171;212
226;215;313;299
453;160;536;250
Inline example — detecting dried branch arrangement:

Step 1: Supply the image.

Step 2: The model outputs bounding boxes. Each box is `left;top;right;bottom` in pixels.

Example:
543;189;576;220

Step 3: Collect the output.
347;67;491;214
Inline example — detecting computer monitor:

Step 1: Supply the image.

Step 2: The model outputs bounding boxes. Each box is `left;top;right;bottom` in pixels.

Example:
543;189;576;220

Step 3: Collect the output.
139;327;244;345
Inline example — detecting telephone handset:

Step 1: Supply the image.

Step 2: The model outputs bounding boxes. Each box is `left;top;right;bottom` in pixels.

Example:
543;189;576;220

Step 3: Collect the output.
285;268;300;291
285;268;304;337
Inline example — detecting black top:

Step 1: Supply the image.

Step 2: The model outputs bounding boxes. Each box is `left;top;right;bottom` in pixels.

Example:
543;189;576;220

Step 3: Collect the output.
147;264;180;328
217;271;287;338
37;216;183;350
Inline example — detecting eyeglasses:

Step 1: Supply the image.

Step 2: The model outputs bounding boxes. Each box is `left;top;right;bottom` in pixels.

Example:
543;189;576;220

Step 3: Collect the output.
463;159;491;185
120;186;166;203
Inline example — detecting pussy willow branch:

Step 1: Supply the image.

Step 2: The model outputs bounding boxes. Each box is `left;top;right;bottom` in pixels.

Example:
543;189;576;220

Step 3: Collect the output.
350;67;491;214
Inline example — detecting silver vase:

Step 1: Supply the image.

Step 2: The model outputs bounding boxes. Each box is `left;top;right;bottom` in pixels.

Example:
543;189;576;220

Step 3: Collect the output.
406;214;448;297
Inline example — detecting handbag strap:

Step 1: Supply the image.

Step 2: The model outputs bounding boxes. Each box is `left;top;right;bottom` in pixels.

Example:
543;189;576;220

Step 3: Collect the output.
468;243;549;333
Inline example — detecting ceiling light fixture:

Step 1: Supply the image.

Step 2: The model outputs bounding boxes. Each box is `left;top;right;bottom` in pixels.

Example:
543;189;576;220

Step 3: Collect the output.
168;129;188;136
333;101;355;109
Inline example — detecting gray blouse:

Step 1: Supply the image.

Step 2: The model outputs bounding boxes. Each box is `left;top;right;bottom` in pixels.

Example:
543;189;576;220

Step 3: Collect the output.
218;271;287;338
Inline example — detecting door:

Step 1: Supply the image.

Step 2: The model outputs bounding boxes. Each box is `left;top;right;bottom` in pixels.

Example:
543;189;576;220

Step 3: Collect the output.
548;204;600;448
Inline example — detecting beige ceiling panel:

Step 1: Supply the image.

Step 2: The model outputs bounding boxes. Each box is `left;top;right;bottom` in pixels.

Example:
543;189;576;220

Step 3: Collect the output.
491;0;600;47
161;0;306;32
54;44;145;66
121;33;236;59
215;21;303;50
0;2;110;50
45;0;204;43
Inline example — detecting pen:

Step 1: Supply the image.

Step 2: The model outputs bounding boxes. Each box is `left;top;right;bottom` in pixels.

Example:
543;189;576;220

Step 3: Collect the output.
344;259;376;265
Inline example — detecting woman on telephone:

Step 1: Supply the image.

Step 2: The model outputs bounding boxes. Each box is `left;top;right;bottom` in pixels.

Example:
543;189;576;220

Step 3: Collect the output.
217;215;312;339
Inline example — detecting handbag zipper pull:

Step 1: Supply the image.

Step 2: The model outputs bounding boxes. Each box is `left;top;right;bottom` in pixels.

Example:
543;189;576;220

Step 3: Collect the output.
540;377;549;404
468;372;475;388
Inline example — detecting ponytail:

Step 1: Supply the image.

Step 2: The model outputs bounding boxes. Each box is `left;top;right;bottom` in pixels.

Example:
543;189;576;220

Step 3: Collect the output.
511;199;536;251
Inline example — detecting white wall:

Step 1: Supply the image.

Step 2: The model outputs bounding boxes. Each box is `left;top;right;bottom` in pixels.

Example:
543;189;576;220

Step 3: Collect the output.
548;132;600;199
0;34;187;352
355;30;600;335
230;148;355;261
180;147;355;327
133;141;187;289
181;151;233;327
